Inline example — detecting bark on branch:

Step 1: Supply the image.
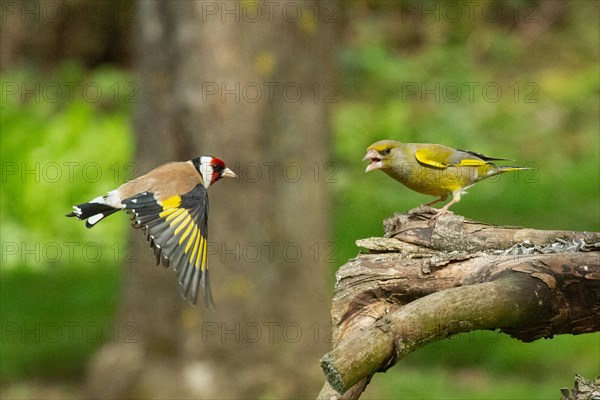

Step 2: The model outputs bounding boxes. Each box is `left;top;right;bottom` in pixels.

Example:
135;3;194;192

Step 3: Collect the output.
318;207;600;399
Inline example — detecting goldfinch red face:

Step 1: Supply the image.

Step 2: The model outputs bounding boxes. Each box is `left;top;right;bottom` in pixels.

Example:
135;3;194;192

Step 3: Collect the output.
197;156;237;188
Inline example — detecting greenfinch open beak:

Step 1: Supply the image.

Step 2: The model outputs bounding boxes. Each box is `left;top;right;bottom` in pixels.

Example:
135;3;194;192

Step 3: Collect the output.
363;149;383;173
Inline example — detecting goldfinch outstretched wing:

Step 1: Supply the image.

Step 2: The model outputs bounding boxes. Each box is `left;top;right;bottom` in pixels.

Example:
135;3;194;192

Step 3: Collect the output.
121;184;214;308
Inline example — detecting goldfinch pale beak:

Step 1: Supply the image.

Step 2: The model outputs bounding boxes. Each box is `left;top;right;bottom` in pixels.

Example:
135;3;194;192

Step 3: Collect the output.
363;149;383;173
221;168;237;179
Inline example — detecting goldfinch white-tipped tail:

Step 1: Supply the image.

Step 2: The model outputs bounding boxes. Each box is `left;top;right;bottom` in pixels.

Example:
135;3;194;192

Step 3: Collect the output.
66;190;126;228
66;201;120;228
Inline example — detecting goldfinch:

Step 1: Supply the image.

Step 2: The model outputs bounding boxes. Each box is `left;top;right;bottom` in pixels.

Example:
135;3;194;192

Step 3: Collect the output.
363;140;529;220
67;156;237;308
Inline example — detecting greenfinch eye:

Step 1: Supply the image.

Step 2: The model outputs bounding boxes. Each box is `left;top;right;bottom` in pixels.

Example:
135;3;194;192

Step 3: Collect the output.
383;147;391;155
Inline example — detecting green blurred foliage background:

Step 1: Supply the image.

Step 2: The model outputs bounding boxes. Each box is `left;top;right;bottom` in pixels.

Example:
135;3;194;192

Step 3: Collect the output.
1;64;133;383
1;0;598;398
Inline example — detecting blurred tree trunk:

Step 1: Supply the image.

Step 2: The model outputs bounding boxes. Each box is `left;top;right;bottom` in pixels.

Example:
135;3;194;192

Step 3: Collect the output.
86;1;339;398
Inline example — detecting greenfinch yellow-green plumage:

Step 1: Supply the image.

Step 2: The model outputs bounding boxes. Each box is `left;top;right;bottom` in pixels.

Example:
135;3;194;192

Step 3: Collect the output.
363;140;529;219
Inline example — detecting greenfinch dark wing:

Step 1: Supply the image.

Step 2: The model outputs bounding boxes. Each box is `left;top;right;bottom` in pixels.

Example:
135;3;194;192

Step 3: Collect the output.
415;145;510;169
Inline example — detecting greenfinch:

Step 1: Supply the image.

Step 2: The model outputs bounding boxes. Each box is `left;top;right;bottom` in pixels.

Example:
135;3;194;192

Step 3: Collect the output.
363;140;530;219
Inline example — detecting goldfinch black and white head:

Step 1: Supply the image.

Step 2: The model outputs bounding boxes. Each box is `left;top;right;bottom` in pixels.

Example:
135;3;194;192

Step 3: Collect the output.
67;156;237;308
194;156;237;188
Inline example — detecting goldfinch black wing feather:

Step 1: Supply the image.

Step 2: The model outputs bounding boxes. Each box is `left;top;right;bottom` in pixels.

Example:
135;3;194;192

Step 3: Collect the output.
122;184;215;308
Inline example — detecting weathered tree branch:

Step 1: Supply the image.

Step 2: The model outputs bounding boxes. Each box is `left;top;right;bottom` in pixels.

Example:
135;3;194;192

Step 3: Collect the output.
318;207;600;399
560;374;600;400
